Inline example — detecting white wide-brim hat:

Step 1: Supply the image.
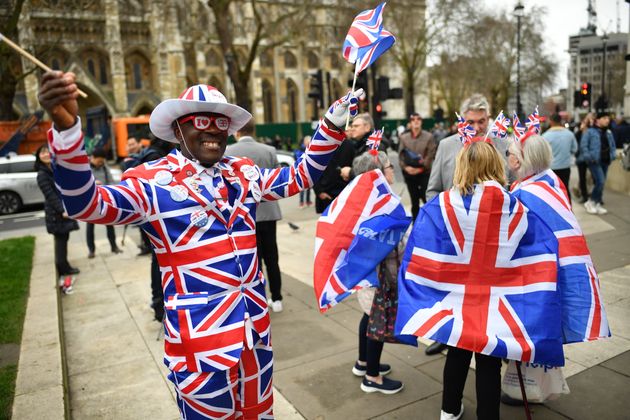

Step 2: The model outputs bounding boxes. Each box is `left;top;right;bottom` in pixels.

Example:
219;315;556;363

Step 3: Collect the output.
150;85;252;142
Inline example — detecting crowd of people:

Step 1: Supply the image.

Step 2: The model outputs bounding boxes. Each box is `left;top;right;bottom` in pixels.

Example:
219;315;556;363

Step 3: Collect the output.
36;68;617;420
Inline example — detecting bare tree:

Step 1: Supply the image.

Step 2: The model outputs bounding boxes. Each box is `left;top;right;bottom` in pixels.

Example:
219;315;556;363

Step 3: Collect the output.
207;0;313;112
429;4;556;118
0;0;26;120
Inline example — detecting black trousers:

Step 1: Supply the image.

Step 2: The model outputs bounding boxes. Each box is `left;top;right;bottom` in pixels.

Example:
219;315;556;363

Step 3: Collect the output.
150;250;164;320
358;313;385;377
552;167;572;204
139;228;151;251
442;347;501;420
256;221;282;301
577;162;589;200
54;232;72;275
86;223;117;252
404;172;430;221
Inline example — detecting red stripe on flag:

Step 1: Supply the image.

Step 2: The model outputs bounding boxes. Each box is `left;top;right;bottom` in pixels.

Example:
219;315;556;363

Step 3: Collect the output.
414;309;453;337
498;298;532;361
558;236;590;258
587;266;602;340
443;192;465;252
508;202;524;240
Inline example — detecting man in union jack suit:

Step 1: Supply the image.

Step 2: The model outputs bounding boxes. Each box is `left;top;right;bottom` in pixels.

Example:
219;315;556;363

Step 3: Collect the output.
38;70;362;419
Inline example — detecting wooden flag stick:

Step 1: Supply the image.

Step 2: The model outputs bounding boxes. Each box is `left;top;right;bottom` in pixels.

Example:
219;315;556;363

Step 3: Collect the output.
0;32;88;98
345;61;360;131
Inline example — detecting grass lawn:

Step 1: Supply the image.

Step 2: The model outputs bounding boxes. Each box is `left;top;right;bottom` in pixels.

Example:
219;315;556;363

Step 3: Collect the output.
0;236;35;420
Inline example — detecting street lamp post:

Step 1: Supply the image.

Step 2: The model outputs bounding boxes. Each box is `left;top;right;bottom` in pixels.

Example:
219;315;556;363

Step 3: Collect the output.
600;32;609;111
514;2;525;118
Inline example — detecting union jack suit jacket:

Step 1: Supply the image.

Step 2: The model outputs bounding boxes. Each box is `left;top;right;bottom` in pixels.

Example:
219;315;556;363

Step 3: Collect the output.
48;119;345;373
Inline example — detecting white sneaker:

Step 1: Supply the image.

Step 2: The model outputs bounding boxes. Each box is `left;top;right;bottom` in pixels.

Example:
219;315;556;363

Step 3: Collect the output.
271;300;283;313
440;403;464;420
595;203;608;215
584;200;597;214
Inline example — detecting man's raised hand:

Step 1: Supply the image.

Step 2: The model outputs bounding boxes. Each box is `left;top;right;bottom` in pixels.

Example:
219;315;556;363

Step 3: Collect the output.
38;71;79;131
324;88;364;130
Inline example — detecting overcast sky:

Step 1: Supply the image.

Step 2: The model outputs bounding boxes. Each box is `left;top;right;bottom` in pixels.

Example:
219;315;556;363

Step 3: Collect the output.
484;0;628;91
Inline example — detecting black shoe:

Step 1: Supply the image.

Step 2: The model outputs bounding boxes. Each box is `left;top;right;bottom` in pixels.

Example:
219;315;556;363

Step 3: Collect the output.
88;251;95;259
352;362;391;377
579;197;588;204
137;248;151;256
501;391;524;406
360;376;404;394
425;341;447;355
112;247;123;254
67;267;80;275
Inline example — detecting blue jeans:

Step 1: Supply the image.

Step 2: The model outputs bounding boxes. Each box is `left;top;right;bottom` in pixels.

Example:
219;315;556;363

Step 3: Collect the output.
588;162;609;204
299;188;311;204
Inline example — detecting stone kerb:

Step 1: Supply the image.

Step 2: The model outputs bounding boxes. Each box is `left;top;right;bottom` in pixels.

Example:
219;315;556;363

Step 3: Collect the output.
12;234;66;420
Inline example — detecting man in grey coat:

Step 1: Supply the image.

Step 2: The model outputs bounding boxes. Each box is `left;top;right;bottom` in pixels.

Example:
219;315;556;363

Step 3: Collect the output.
226;120;284;312
423;93;507;356
426;94;508;202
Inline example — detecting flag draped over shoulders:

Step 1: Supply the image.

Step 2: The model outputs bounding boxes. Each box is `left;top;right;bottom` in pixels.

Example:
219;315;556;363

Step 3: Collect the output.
511;169;610;343
395;181;565;366
314;169;411;313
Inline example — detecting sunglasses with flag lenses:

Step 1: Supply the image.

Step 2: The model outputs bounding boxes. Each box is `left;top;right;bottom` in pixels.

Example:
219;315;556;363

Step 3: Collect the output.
178;115;230;132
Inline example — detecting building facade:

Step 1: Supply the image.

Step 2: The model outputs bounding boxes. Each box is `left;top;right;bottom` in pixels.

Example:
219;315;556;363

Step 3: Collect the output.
567;31;627;117
7;0;425;128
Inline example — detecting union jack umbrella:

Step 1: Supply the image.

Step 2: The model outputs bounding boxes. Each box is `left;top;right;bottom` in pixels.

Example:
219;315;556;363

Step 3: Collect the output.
343;2;387;63
366;128;384;155
511;169;610;343
314;170;411;312
455;112;476;145
525;106;541;134
489;111;511;140
513;111;527;141
395;181;565;366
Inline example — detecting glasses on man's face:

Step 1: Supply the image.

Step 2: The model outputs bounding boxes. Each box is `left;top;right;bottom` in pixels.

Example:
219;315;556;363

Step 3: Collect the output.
178;115;230;132
385;164;394;170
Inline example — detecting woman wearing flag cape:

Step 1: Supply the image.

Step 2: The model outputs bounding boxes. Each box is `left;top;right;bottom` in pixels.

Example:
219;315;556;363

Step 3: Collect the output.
395;135;563;420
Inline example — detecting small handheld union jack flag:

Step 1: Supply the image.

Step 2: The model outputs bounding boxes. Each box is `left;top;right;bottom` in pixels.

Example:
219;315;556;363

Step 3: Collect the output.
513;111;527;141
455;112;476;145
343;3;387;63
526;106;541;134
489;111;511;140
366;128;384;156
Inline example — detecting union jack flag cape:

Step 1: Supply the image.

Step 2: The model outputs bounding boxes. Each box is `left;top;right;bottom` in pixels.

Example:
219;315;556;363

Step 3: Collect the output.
395;181;565;366
489;111;511;140
314;170;411;312
343;2;386;63
511;169;610;343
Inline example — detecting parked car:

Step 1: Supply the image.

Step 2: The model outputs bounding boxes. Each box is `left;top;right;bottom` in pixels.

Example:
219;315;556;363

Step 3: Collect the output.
276;150;295;167
0;154;122;215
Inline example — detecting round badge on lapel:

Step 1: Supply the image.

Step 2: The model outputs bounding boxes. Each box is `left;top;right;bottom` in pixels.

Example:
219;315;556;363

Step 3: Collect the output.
250;182;262;202
241;165;259;181
169;185;189;202
154;170;173;186
186;170;193;177
190;209;209;227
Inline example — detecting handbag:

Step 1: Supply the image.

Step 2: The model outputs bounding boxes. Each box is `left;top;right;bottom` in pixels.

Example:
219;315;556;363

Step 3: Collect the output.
502;361;570;403
367;250;402;344
402;149;424;168
58;218;79;234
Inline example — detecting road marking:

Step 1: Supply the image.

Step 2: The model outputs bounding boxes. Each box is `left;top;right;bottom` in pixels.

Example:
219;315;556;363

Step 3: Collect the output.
0;210;44;221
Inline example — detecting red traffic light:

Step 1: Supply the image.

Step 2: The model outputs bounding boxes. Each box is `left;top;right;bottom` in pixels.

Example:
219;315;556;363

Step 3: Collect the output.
581;83;588;90
375;103;383;113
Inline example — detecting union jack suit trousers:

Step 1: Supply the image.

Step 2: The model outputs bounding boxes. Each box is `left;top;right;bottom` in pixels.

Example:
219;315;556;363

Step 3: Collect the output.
47;118;345;418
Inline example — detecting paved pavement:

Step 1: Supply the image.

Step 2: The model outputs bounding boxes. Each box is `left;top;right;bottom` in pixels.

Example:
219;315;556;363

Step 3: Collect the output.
9;157;630;419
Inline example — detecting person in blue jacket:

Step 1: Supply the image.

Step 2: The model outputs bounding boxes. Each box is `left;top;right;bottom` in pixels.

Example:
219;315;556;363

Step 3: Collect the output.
578;112;616;215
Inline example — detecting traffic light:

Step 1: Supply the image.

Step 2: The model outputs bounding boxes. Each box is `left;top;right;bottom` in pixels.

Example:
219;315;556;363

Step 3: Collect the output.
579;82;592;108
376;76;390;101
308;70;324;106
375;102;386;119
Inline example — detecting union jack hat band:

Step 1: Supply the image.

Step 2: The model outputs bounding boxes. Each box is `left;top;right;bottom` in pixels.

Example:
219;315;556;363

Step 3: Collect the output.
150;84;252;142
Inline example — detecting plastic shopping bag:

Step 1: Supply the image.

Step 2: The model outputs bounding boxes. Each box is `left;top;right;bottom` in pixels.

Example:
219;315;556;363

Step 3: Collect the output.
502;361;570;403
